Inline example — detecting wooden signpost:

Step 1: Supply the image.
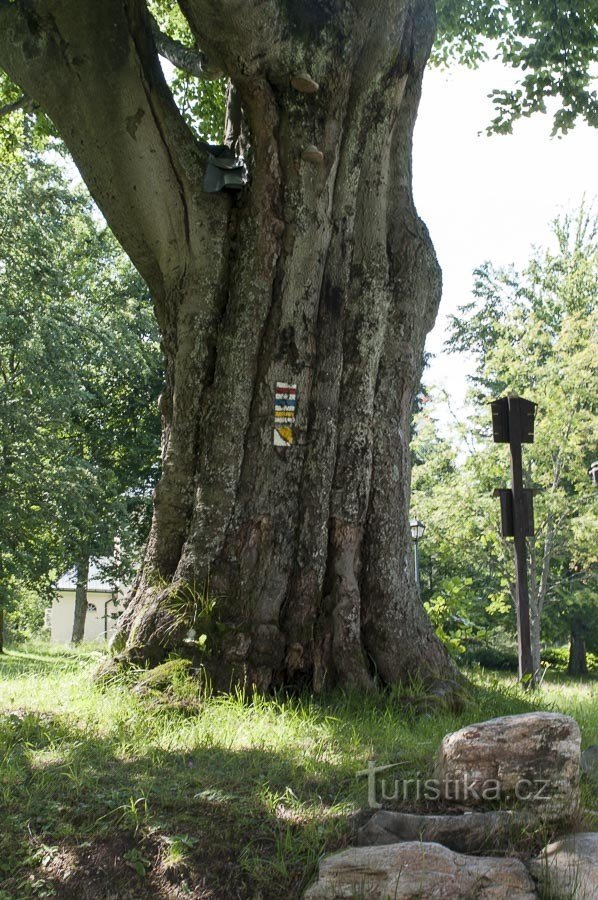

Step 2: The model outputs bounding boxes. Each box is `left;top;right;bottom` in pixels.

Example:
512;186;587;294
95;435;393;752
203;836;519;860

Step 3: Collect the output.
491;395;537;685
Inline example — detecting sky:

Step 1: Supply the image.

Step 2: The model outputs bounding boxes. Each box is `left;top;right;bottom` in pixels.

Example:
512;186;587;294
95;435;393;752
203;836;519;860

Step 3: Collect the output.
412;58;597;419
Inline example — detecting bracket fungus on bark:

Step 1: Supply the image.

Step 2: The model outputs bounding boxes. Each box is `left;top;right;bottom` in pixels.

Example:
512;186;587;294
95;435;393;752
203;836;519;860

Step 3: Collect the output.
290;72;319;93
301;145;324;164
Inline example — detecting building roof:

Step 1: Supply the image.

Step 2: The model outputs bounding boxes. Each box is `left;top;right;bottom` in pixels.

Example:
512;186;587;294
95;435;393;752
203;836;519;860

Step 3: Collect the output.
56;559;118;593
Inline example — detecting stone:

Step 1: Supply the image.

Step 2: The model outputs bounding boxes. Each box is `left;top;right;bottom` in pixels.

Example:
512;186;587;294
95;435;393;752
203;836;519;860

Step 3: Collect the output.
290;72;319;93
302;145;324;165
304;842;538;899
527;832;598;900
358;809;540;854
434;712;580;812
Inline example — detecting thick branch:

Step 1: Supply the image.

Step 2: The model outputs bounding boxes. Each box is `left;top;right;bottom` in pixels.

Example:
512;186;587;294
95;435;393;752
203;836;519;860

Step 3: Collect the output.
149;12;221;79
0;0;216;297
180;0;284;78
0;94;36;118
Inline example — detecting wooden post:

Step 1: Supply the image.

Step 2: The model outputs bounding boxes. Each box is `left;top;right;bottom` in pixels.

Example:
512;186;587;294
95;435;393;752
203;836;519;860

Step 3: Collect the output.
491;395;537;686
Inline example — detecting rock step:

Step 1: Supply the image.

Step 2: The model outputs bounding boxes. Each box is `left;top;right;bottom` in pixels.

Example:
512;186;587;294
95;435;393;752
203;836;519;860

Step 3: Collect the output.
304;711;588;898
358;809;548;854
527;832;598;900
304;841;538;899
435;712;581;812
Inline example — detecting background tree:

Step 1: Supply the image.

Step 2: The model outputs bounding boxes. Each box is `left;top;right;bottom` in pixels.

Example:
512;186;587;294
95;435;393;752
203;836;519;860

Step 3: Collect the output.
434;0;597;134
0;0;595;689
0;153;162;647
411;208;597;673
410;396;515;658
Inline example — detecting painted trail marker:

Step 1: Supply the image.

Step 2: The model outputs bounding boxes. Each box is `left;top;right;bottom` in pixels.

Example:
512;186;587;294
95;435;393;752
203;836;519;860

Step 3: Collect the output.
274;382;297;446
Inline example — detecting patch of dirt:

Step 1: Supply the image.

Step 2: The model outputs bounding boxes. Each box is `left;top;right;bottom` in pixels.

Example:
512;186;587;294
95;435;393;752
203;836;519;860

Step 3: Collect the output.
13;834;232;899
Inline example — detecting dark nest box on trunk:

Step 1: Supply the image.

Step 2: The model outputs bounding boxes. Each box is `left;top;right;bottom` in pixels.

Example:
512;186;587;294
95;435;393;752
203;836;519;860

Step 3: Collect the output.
203;145;248;193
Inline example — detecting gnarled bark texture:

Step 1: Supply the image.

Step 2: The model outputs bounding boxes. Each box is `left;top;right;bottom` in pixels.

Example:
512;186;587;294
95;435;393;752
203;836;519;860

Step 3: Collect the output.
0;0;456;691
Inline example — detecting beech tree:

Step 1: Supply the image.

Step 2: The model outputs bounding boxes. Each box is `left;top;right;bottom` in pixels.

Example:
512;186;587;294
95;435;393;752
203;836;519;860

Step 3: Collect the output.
0;1;595;691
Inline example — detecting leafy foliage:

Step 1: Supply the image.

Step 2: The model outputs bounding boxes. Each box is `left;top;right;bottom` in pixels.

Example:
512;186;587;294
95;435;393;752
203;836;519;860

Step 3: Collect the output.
412;206;598;662
148;0;226;142
0;154;163;626
435;0;598;133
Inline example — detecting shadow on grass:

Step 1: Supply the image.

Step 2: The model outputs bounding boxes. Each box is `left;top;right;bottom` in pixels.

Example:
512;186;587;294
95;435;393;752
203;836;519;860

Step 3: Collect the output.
1;647;593;898
0;705;351;899
0;645;102;677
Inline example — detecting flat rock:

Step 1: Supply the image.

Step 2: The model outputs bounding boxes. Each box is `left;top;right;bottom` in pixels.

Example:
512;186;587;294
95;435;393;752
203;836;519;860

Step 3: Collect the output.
527;832;598;899
434;712;580;812
358;809;540;853
304;842;538;899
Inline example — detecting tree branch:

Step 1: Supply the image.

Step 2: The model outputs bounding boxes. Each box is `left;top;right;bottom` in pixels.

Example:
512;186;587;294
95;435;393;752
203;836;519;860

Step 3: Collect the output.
148;12;221;79
0;0;215;298
0;95;36;118
179;0;284;78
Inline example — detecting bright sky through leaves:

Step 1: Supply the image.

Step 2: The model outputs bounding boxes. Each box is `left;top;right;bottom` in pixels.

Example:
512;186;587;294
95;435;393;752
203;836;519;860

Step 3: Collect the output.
414;58;597;418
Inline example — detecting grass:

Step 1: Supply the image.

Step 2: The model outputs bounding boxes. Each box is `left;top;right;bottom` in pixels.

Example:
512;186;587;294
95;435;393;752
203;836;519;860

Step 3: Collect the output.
0;642;596;898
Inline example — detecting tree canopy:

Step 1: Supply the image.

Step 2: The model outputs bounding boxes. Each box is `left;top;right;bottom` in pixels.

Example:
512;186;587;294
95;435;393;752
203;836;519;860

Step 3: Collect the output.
1;0;595;143
411;206;598;669
0;153;163;637
435;0;598;133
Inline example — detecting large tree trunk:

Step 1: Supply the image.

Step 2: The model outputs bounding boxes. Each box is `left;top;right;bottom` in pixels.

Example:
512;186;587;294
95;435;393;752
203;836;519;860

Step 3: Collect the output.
71;555;90;645
0;0;456;691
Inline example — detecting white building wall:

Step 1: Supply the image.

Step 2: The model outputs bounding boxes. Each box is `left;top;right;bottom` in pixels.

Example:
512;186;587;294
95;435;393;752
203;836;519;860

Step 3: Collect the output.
49;591;119;644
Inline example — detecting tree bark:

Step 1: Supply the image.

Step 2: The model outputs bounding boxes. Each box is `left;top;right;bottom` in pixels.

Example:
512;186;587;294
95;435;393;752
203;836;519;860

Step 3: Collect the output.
528;541;541;677
0;0;457;691
71;555;90;645
567;615;587;677
529;495;556;682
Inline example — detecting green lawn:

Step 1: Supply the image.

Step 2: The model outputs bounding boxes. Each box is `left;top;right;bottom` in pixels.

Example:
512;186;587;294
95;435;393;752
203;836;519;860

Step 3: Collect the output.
0;643;596;898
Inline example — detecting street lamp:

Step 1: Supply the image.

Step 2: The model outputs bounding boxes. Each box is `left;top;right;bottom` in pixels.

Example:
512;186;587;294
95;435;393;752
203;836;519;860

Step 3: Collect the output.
410;518;425;586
